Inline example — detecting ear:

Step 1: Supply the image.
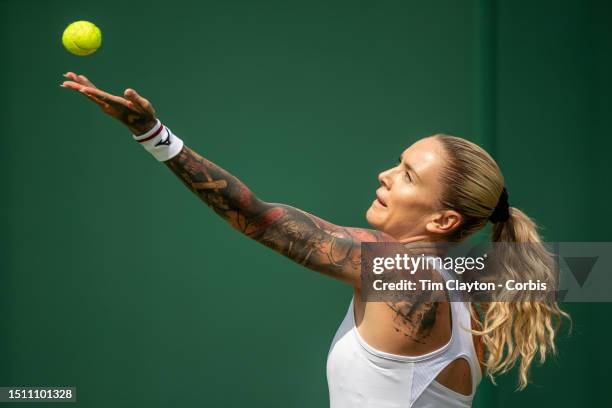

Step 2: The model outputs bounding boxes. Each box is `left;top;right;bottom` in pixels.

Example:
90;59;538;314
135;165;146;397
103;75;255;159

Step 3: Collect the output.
425;210;462;235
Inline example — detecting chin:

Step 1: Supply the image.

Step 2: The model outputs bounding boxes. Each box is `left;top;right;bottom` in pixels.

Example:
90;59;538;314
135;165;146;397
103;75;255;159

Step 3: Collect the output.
365;205;383;229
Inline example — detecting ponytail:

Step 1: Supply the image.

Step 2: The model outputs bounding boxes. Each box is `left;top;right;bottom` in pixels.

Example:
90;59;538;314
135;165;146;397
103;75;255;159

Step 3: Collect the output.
471;207;572;390
434;134;572;390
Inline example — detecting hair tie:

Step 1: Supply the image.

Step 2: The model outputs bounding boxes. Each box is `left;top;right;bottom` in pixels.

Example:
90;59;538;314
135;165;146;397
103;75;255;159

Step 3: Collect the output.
489;187;510;223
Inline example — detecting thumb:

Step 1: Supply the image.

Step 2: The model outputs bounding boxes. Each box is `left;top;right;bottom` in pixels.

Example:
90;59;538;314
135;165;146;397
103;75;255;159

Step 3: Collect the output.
124;88;150;109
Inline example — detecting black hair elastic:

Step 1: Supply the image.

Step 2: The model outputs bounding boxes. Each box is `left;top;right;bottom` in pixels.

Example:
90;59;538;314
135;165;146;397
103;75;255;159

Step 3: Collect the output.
489;187;510;223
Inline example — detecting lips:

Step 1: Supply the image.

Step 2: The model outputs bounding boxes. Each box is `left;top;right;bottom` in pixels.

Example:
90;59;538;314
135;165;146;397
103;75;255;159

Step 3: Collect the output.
376;191;387;207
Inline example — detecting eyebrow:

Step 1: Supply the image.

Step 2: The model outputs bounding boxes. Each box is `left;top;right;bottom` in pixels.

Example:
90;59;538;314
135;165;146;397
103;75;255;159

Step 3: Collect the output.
399;154;420;182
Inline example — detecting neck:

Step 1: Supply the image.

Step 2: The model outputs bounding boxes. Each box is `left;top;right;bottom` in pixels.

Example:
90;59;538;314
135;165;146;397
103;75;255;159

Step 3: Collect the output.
397;234;431;245
397;235;449;257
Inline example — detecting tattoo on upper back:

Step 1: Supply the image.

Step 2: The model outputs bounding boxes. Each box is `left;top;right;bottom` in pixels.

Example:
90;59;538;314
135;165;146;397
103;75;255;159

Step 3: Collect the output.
387;301;439;343
384;263;447;343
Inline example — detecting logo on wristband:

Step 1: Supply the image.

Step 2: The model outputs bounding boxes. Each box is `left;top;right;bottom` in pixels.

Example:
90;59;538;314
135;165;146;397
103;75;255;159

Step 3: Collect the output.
155;128;171;147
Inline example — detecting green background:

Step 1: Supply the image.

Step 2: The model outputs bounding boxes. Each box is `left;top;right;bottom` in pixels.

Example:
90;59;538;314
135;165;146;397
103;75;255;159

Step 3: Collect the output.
1;0;610;406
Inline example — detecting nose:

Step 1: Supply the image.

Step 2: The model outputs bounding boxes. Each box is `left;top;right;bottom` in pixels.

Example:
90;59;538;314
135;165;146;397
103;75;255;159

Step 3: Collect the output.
378;168;393;189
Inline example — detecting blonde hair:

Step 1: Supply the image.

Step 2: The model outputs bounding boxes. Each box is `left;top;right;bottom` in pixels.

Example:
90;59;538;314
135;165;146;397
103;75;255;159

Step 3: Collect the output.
434;134;571;390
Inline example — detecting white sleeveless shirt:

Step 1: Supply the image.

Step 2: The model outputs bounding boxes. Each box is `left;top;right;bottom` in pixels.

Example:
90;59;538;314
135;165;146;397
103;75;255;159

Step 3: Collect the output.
326;267;482;407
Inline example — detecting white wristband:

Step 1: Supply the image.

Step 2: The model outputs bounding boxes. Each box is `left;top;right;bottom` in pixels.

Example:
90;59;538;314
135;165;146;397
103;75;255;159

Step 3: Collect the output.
132;119;184;161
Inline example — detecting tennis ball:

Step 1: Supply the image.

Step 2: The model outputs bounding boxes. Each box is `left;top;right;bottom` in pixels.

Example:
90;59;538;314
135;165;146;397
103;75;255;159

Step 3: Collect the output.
62;21;102;56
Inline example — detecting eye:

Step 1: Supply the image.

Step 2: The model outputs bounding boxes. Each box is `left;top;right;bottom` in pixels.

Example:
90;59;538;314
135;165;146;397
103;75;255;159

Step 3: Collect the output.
398;157;411;182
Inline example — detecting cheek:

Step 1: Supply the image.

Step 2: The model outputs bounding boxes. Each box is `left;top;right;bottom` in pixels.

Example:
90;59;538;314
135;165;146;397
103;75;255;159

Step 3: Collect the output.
391;189;435;217
393;190;420;209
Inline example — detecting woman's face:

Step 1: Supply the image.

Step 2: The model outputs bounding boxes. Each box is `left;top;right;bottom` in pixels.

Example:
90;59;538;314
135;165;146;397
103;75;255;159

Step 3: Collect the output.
366;136;451;242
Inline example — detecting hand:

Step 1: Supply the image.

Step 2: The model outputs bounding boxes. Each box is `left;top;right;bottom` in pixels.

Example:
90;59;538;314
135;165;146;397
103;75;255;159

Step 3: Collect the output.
61;72;158;136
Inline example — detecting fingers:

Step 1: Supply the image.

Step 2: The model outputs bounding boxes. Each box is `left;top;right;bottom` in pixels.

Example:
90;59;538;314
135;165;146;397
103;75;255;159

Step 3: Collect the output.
61;80;87;91
80;87;133;110
60;74;154;121
123;88;155;114
61;79;133;111
61;73;140;112
79;89;111;110
63;72;97;88
123;88;146;106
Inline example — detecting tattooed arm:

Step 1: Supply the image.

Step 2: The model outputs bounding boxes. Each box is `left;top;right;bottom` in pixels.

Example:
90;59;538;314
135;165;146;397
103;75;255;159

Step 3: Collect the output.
60;73;395;286
165;144;449;337
61;73;456;352
165;145;393;286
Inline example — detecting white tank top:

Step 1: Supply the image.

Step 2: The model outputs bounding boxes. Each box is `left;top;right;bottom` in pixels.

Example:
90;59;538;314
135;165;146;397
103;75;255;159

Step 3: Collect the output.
326;267;482;408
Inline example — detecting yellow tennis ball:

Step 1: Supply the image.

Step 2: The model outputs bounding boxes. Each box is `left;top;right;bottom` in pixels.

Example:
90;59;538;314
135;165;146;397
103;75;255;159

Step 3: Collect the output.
62;21;102;56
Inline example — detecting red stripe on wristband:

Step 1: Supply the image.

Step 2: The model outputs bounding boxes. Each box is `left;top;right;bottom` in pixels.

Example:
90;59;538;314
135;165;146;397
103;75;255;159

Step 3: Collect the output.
137;123;164;143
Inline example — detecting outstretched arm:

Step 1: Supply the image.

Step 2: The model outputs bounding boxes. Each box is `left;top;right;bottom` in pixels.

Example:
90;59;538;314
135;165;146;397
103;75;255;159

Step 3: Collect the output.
165;145;393;286
61;72;394;286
